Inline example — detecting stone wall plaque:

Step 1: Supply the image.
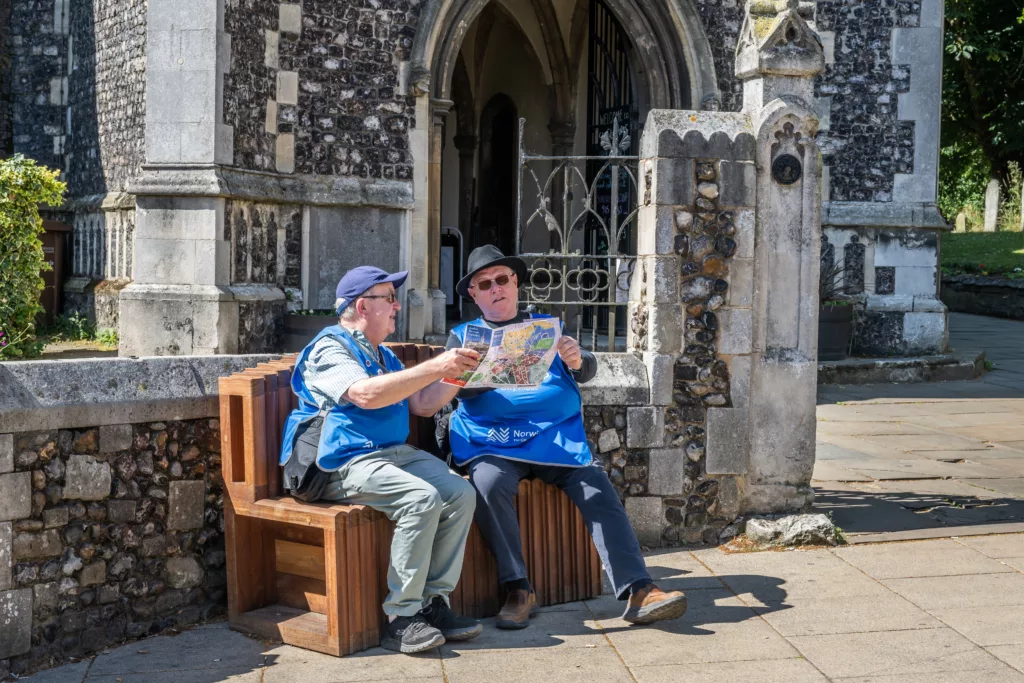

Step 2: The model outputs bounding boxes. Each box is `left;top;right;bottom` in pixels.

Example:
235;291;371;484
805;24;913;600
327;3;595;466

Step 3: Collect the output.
771;154;802;185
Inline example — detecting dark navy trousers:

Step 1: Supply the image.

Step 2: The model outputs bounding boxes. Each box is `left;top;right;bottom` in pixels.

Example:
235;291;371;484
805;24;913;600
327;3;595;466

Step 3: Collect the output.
467;455;651;600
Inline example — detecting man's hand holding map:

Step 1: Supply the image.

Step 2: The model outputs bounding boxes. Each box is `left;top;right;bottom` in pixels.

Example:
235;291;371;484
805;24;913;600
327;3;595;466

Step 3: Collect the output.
442;318;562;388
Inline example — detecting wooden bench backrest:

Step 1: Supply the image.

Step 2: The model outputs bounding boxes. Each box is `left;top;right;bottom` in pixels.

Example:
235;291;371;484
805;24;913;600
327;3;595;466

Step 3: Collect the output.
219;344;444;506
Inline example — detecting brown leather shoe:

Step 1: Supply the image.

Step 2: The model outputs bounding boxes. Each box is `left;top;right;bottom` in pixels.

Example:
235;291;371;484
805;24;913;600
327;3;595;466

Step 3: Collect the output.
496;589;537;630
622;585;687;625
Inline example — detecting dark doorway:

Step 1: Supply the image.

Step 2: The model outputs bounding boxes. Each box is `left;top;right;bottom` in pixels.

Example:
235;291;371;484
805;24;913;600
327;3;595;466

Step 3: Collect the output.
476;93;518;257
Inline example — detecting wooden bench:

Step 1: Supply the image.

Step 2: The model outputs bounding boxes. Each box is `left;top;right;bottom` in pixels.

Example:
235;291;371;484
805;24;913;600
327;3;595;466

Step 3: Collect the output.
218;345;602;657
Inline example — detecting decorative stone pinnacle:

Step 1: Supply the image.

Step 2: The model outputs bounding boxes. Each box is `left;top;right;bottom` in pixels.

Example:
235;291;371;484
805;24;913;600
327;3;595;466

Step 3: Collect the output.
735;0;824;81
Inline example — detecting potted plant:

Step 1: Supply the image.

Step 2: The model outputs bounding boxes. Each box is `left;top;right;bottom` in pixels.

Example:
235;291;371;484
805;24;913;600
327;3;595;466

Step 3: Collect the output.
818;260;854;361
283;309;337;352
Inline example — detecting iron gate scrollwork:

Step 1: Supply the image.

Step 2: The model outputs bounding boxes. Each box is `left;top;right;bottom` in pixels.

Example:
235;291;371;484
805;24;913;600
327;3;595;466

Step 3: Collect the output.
515;117;640;352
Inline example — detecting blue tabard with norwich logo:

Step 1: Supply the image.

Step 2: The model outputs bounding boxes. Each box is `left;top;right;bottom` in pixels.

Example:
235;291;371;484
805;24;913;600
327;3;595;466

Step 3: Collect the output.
447;316;593;468
279;325;409;472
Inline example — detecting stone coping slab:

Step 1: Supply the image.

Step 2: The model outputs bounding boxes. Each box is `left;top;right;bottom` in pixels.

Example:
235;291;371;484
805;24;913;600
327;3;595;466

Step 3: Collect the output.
0;355;279;432
818;349;985;386
0;351;649;433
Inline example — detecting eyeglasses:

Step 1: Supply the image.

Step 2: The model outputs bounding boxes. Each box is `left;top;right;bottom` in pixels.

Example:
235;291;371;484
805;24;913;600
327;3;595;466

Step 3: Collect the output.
472;274;513;291
361;293;398;304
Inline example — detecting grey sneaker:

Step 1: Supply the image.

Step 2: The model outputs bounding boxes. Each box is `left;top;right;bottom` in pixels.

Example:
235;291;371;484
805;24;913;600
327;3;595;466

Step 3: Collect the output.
380;614;446;654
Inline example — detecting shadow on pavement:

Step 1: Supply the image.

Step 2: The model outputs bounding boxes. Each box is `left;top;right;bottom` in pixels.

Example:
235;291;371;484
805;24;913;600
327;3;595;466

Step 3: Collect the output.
815;485;1024;535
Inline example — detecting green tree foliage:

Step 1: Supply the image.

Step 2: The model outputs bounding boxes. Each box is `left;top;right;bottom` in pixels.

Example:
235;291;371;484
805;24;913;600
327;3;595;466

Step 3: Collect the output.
0;155;66;358
941;0;1024;218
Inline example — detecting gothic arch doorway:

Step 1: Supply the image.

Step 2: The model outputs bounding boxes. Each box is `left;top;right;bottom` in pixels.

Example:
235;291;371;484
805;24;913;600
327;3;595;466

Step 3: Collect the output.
476;93;519;257
410;0;719;338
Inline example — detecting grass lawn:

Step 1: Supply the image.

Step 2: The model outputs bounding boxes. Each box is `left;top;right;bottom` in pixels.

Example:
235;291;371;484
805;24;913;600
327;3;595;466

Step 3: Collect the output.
942;231;1024;277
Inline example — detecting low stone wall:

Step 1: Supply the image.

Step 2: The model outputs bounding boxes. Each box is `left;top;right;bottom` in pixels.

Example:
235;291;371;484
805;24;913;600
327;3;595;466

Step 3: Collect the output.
0;351;737;677
941;275;1024;321
0;355;272;679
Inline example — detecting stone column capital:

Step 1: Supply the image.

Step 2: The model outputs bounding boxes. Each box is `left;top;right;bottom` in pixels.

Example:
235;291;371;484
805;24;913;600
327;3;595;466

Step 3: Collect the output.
431;98;454;123
548;120;577;149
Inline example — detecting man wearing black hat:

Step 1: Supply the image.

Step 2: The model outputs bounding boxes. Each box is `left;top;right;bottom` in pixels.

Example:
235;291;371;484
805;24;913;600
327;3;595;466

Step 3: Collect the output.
279;266;485;655
417;245;688;631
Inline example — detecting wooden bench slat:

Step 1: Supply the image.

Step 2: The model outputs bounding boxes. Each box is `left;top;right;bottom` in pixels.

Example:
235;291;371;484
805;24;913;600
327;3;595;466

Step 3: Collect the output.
277;573;328;614
276;540;327;581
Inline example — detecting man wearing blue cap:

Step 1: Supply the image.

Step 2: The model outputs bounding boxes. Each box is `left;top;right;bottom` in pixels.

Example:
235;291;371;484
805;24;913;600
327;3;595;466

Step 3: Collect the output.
280;266;484;655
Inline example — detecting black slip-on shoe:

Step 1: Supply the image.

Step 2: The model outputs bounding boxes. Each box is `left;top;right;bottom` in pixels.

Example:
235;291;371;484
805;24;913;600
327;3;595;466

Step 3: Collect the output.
420;596;483;641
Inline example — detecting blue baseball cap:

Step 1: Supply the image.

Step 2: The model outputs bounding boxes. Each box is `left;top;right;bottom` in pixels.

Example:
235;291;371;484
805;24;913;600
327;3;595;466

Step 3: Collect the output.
335;266;408;314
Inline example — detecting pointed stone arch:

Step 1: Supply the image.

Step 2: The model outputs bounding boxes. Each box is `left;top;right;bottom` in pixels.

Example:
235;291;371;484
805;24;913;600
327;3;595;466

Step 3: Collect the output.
410;0;721;112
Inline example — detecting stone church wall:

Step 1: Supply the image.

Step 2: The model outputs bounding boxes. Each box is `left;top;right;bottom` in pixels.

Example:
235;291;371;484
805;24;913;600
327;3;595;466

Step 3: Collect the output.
8;0;68;172
224;0;419;180
65;0;146;199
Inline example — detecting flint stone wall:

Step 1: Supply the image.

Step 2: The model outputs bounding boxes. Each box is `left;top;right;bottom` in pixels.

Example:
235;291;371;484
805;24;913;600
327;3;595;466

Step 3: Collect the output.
0;355;276;679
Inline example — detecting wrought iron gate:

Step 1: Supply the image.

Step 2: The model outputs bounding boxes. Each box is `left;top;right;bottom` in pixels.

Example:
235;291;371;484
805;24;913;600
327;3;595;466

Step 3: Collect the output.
514;117;640;352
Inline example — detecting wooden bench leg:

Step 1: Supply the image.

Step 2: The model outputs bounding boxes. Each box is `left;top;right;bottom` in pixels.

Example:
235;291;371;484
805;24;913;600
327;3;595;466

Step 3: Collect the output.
225;500;272;620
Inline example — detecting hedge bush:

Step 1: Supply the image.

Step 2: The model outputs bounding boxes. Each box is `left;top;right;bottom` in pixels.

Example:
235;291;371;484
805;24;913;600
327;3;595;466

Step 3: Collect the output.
0;155;66;358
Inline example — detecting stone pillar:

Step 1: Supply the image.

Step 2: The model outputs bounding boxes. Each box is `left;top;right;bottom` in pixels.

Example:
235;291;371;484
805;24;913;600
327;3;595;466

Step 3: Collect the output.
736;0;824;513
119;0;241;355
428;99;453;336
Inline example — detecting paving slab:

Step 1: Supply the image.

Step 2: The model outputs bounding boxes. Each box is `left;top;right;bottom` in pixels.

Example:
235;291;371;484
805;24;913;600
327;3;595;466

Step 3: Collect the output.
882;572;1024;610
931;605;1024;647
87;672;264;683
443;610;608;651
631;658;828;683
835;539;1014;579
813;486;947;535
863;434;991;452
640;547;726;589
789;627;1007;679
903;412;1022;428
971;458;1024;476
958;533;1024;558
829;666;1024;683
261;643;443;683
850;478;1002;500
947;425;1024;443
845;458;1011;480
815;442;887;461
816;421;938;436
601;593;801;667
86;627;266;677
931;500;1024;526
812;460;872;482
691;549;891;603
986;644;1024;673
963;478;1024;497
441;645;633;683
20;660;90;682
751;592;943;637
845;524;1024;545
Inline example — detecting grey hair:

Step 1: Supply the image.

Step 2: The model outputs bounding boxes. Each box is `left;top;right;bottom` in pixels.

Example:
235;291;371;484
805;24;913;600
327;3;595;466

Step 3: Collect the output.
336;298;359;322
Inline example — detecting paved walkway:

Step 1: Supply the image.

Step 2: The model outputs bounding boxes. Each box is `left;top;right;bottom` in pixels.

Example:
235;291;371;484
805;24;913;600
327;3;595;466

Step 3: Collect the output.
814;314;1024;541
22;536;1024;682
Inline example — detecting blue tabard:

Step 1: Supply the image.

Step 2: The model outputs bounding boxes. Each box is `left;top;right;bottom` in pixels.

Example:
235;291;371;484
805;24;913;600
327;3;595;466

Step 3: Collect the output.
279;325;409;472
448;316;592;468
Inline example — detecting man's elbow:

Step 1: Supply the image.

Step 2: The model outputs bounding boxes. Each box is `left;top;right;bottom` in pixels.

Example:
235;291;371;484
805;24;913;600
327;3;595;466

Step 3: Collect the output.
343;388;380;411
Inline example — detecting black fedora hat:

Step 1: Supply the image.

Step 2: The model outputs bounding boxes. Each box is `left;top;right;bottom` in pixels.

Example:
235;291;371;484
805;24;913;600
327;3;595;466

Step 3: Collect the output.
457;245;528;300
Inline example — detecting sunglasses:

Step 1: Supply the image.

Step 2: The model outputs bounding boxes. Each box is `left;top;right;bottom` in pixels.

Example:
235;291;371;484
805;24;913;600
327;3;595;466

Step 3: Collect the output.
361;293;398;304
472;274;514;291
